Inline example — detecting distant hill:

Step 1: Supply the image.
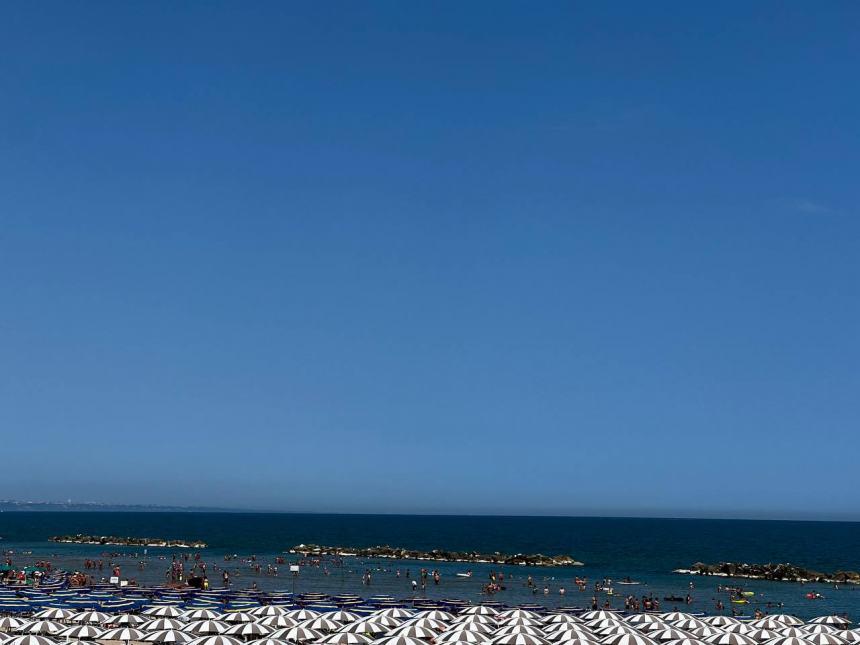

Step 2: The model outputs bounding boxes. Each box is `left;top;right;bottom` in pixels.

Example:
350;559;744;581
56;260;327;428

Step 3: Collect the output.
0;500;237;513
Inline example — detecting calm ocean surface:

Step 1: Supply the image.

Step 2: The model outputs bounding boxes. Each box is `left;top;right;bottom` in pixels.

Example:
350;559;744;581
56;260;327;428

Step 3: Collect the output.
2;513;859;618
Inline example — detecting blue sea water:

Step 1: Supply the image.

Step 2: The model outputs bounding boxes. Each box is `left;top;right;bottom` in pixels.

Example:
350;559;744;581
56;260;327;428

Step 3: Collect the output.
2;513;859;619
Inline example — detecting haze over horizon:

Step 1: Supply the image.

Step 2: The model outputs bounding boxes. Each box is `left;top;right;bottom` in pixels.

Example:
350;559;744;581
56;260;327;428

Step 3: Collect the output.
2;2;857;518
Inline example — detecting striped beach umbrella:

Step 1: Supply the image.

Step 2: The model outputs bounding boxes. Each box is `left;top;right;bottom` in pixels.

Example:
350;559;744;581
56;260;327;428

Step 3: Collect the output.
321;634;373;645
664;639;707;645
776;632;808;639
405;619;447;632
225;624;273;639
703;622;739;630
449;624;495;636
254;619;295;630
58;626;104;640
802;628;839;637
19;622;64;636
188;637;244;645
837;635;860;645
546;624;590;635
144;609;184;620
639;625;671;635
98;628;146;642
296;619;339;634
546;630;596;644
142;620;187;632
0;619;29;633
7;636;57;645
454;618;497;627
499;614;540;623
246;640;289;645
689;629;724;640
340;623;389;637
650;629;692;643
112;617;146;628
186;623;229;636
494;627;544;638
549;638;598;645
762;638;813;645
391;626;436;641
673;623;707;634
492;636;549;645
804;635;846;645
662;619;695;627
33;611;74;622
222;616;255;626
461;610;498;618
438;632;491;645
596;628;638;639
809;620;851;628
283;614;318;625
267;628;320;644
770;620;804;629
72;615;113;627
143;631;196;644
184;613;220;623
374;611;414;621
704;634;757;645
249;610;286;620
626;618;662;628
600;634;656;645
748;631;783;643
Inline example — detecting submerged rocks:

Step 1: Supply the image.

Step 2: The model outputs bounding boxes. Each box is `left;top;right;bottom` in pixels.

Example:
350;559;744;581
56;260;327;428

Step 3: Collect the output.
49;534;207;548
684;561;860;583
290;544;584;567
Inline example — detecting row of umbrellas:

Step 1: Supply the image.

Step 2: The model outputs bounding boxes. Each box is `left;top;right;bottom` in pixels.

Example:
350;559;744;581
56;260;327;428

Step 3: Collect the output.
0;605;856;645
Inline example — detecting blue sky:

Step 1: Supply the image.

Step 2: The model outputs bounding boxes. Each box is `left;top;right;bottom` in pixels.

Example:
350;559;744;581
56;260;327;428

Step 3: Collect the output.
1;2;857;518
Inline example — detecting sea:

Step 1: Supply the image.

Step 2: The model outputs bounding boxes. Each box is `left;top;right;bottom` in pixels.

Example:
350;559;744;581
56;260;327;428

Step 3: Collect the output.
2;513;859;619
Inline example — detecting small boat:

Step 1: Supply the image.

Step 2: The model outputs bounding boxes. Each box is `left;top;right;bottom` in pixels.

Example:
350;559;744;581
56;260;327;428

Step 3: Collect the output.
456;572;472;578
741;591;755;597
618;581;641;585
731;599;749;604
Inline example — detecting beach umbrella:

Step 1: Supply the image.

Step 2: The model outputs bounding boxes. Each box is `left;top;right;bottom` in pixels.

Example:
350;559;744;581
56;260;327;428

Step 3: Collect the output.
626;619;662;628
221;616;255;626
499;615;540;623
365;618;401;630
776;632;807;640
720;627;752;637
188;637;244;645
415;612;452;623
7;637;57;645
340;623;388;637
144;609;184;620
762;638;813;645
98;628;146;642
804;635;846;645
837;635;860;645
462;610;499;618
33;611;74;622
689;630;724;640
328;614;359;626
321;635;373;645
0;635;13;644
186;623;229;636
494;627;544;638
184;614;220;623
551;638;598;645
500;621;542;630
809;620;851;629
802;629;839;637
0;619;29;633
770;621;804;629
449;625;495;636
588;621;625;631
438;632;491;645
225;624;273;639
72;615;113;627
283;615;318;625
404;619;447;632
246;640;288;645
703;622;739;630
454;618;497;628
595;628;638;639
19;622;64;636
704;635;756;645
600;634;656;645
58;626;104;640
650;630;692;643
249;610;286;620
638;625;671;635
254;620;295;631
390;626;436;641
374;612;414;621
143;631;196;644
673;623;706;634
112;617;146;628
492;636;549;645
661;619;694;627
544;618;582;627
664;640;707;645
546;631;596;644
546;625;590;635
748;631;783;643
267;628;320;644
296;619;339;634
142;620;187;632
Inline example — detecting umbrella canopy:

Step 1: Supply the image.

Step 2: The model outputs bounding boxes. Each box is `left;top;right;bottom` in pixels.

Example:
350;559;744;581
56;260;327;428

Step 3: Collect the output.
600;634;656;645
546;630;596;644
438;632;492;645
255;620;295;631
321;635;373;645
689;629;724;640
373;611;414;621
837;635;860;645
184;614;220;623
59;626;104;640
491;636;548;645
809;620;851;628
650;630;692;643
249;610;286;620
762;639;813;645
98;628;146;642
581;615;620;624
777;632;808;640
461;610;498;618
801;629;839;637
247;640;288;645
225;624;273;639
804;636;846;645
7;636;58;645
704;634;757;645
72;615;113;627
266;628;320;644
454;618;497;628
141;621;186;632
19;622;64;636
673;623;707;634
703;622;739;630
296;619;339;634
748;631;783;643
188;637;244;645
282;615;318;626
112;618;146;628
499;614;540;623
341;623;389;637
143;631;196;644
771;620;804;629
662;619;695;627
390;626;436;641
144;609;184;620
186;623;229;636
664;640;707;645
626;618;662;627
0;619;29;632
544;618;582;627
33;611;75;622
494;627;543;638
221;616;255;626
